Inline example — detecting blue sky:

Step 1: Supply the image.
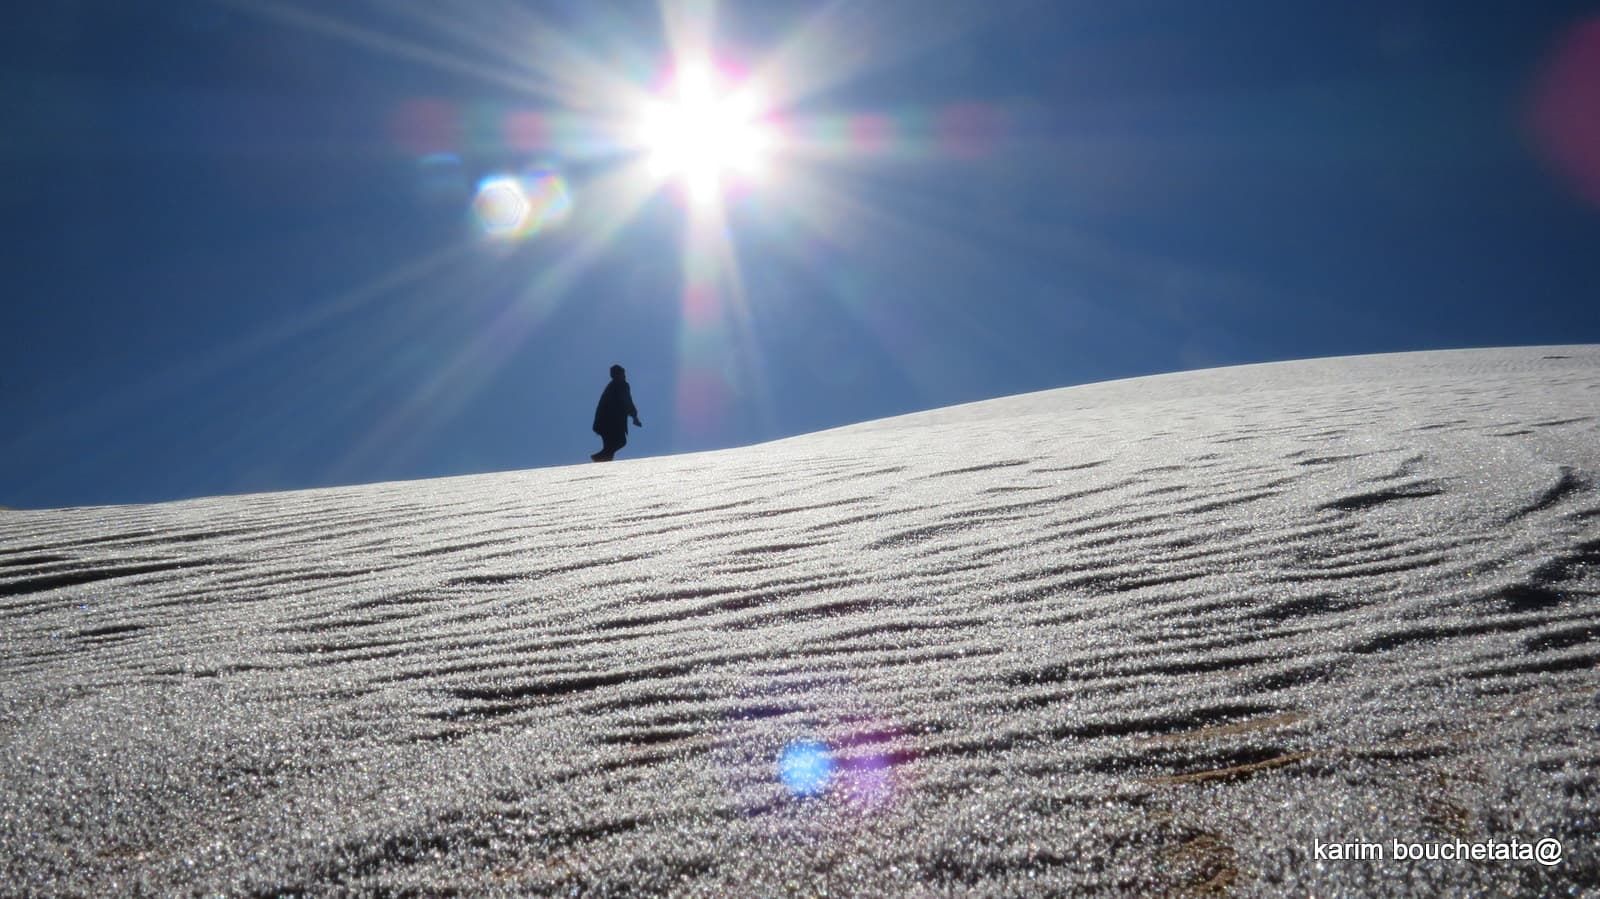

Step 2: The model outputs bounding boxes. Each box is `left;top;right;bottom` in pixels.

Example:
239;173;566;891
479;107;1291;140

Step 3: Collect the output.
3;0;1598;509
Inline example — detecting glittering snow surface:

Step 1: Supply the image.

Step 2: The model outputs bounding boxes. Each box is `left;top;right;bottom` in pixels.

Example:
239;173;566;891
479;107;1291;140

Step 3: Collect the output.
3;347;1598;896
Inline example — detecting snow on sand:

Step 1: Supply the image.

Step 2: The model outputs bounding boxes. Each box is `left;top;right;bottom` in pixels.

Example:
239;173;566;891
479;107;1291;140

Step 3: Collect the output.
2;346;1597;895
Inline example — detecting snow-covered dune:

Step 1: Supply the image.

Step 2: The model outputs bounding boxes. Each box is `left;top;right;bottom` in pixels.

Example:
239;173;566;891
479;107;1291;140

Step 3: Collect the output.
2;346;1597;896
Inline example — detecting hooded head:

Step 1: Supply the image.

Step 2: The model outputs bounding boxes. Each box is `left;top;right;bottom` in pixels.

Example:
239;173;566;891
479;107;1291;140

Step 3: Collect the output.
609;364;625;381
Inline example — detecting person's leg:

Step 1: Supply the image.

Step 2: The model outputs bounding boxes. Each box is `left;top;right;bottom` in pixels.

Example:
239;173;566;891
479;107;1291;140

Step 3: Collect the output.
593;430;626;462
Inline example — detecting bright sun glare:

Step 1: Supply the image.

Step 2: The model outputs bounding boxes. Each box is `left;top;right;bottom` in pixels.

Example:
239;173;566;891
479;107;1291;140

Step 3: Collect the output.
637;61;775;203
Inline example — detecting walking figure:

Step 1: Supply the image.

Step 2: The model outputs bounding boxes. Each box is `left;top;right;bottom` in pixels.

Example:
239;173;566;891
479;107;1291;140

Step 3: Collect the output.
591;364;642;462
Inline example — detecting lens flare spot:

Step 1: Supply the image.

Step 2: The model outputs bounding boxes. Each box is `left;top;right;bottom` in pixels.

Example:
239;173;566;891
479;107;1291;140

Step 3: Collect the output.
472;171;572;240
1532;17;1600;206
473;176;529;237
850;114;894;154
683;283;719;326
392;97;460;155
839;755;894;810
506;110;545;152
778;739;835;797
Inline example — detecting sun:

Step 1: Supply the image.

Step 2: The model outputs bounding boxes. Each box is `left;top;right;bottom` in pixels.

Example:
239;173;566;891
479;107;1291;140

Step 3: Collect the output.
635;60;776;204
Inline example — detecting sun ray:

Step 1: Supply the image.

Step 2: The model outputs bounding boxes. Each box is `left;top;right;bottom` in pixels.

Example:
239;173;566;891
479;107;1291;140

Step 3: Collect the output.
213;0;636;109
672;183;777;443
750;174;939;367
3;237;476;471
752;162;1048;398
658;0;720;70
331;158;663;477
752;0;997;109
203;0;1042;471
379;0;656;113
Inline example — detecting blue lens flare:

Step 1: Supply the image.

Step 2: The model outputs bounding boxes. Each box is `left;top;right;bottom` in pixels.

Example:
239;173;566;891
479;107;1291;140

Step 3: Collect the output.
471;170;572;240
778;739;835;797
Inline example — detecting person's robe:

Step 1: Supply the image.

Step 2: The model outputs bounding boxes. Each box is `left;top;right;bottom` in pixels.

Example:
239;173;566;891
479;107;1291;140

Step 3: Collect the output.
593;380;636;436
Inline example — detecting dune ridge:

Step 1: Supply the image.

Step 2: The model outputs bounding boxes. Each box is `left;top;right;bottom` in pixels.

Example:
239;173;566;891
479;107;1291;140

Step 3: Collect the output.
2;346;1597;895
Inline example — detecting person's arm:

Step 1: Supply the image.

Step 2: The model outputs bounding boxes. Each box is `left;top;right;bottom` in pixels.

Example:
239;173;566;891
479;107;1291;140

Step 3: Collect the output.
626;386;642;426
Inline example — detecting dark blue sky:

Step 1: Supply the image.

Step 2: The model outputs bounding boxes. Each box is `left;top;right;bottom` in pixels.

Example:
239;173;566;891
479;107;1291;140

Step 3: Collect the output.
3;1;1598;509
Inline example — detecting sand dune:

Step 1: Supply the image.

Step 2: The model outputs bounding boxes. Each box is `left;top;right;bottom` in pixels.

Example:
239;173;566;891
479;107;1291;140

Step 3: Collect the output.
2;346;1597;895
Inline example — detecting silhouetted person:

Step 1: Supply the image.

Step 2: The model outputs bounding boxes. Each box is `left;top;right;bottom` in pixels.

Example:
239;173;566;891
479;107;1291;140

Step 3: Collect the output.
591;364;642;462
